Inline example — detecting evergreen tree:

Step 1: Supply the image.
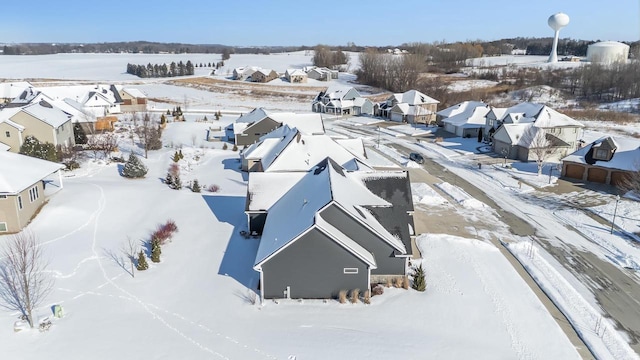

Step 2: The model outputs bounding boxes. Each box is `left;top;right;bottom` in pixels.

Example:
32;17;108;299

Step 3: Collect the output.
173;174;183;190
203;115;208;121
147;126;163;150
191;179;201;193
215;111;220;120
150;239;161;263
166;109;171;115
19;136;57;162
165;173;175;188
411;264;427;292
172;151;181;163
136;251;149;270
122;153;148;178
160;114;166;125
178;149;184;159
73;122;88;144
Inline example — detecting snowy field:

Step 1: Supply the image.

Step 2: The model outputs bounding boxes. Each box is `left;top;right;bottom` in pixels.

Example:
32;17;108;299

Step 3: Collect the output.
465;55;586;69
2;52;640;360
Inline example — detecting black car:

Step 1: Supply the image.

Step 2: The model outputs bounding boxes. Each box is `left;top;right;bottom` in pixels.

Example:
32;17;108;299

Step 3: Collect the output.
409;152;424;164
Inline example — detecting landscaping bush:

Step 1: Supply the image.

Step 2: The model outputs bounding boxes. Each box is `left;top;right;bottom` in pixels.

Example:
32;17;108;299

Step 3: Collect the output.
372;285;384;296
122;153;148;178
411;264;427;292
191;179;201;193
363;290;371;304
338;290;347;304
207;184;220;193
350;289;360;304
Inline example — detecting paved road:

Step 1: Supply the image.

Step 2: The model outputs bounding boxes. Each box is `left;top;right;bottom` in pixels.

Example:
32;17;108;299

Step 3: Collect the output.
384;141;640;357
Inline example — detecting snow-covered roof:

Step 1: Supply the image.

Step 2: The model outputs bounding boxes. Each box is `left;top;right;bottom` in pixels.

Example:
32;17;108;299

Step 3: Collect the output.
399;90;439;105
263;132;372;172
235;107;270;124
493;123;530;146
254;68;275;76
563;136;640;171
0;81;32;99
0;143;9;151
270;113;325;135
39;84;121;105
0;151;63;194
323;86;359;101
246;172;307;211
254;159;402;268
122;88;146;98
533;106;584;128
498;102;543;122
285;68;306;77
441;104;490;127
21;100;71;128
353;97;372;107
437;101;487;118
335;138;367;159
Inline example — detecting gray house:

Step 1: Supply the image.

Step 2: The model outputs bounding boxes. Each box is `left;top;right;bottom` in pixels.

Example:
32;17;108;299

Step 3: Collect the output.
249;159;413;301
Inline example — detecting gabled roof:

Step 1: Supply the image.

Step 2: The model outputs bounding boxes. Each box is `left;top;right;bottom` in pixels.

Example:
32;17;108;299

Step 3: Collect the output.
498;102;543;122
563;136;640;171
533;106;584;128
399;90;439;105
233;108;325;136
322;86;360;101
0;143;10;151
285;68;306;77
0;82;33;100
121;88;147;98
254;159;402;268
235;107;270;124
353;97;373;107
19;100;72;128
5;87;39;107
437;101;488;118
254;68;276;76
263;132;372;172
246;171;307;212
493;123;529;145
441;104;491;128
0;151;63;194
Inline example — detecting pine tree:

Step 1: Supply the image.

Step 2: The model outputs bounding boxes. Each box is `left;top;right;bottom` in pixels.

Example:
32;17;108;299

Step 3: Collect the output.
215;111;221;120
166;109;171;115
411;264;427;292
178;149;184;159
136;251;149;270
19;135;58;162
222;143;228;150
172;151;181;163
122;153;148;178
160;114;166;125
151;239;161;263
232;144;238;151
73;123;88;144
173;174;183;190
165;173;174;188
191;179;201;193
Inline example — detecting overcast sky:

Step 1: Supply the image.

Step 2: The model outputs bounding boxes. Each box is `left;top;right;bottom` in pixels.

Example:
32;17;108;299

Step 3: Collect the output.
2;1;638;46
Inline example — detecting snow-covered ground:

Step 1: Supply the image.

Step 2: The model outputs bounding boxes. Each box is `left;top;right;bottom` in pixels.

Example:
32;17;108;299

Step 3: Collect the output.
465;55;586;69
1;130;583;360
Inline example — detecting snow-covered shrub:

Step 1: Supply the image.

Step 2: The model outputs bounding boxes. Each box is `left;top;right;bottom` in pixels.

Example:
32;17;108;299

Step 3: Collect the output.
151;220;178;246
207;184;220;193
19;135;57;162
122;153;148;178
232;144;238;151
350;289;360;304
338;290;347;304
222;143;228;150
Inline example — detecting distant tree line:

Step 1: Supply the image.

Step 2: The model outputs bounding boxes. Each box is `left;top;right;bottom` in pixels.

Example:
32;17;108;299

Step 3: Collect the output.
126;61;195;78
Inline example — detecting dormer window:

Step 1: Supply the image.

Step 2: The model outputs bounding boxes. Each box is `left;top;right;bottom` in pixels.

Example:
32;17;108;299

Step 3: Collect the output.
594;149;609;160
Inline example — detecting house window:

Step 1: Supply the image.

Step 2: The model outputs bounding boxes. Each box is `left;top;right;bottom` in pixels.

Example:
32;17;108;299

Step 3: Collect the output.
0;222;7;232
29;186;39;202
0;195;6;199
18;195;23;210
595;149;609;160
343;268;359;274
5;131;9;137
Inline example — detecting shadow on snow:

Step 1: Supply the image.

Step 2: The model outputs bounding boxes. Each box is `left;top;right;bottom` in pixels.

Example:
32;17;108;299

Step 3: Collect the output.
202;195;259;290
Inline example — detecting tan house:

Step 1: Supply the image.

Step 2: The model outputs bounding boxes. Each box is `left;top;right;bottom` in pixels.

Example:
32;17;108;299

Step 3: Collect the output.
1;99;74;151
285;69;307;83
118;87;148;112
386;90;439;124
251;69;278;83
0;151;64;233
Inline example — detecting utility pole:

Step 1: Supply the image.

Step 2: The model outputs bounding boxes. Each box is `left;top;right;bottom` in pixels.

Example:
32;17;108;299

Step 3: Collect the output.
610;195;620;234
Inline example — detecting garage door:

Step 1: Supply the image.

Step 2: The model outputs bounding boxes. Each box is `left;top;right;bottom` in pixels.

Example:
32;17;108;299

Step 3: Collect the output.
391;112;404;122
611;171;630;186
587;168;607;183
564;164;585;180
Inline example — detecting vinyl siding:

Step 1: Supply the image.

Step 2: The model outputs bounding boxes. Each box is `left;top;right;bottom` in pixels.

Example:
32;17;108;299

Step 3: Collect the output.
261;227;369;299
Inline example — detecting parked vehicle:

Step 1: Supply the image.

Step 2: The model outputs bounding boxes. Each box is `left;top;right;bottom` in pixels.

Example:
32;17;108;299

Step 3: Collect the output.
409;152;424;164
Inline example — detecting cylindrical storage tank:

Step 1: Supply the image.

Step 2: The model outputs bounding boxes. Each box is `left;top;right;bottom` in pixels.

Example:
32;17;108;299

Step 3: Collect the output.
587;41;630;64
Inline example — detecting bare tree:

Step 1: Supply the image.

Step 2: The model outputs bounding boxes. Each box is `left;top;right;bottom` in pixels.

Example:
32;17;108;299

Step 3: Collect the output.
134;113;162;159
523;127;559;175
0;231;53;328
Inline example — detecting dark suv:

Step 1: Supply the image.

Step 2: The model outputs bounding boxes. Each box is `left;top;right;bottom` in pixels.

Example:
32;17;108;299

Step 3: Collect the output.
409;152;424;164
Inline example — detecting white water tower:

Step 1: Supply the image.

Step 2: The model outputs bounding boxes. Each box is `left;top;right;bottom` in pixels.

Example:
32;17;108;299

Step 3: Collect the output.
547;12;570;63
